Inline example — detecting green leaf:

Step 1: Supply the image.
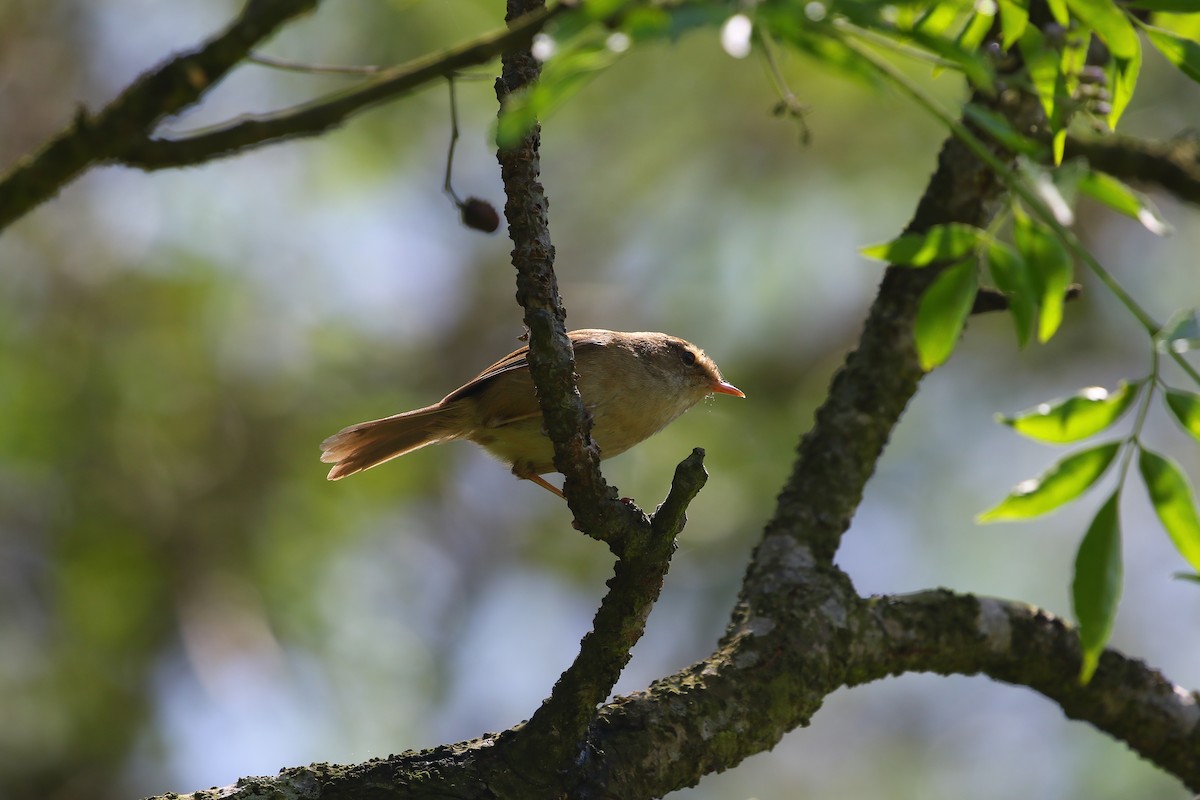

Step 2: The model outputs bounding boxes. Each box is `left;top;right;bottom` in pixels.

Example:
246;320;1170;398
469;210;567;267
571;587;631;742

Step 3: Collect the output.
906;28;997;91
621;7;674;40
1072;491;1122;684
1078;170;1172;235
1156;308;1200;353
1105;42;1141;129
581;0;632;20
1164;388;1200;441
1143;24;1200;83
914;259;978;371
914;2;968;38
1047;0;1071;26
1059;31;1091;125
978;441;1121;521
962;103;1043;155
496;35;624;147
1066;0;1140;60
986;241;1036;348
1139;449;1200;574
1012;209;1073;342
999;381;1140;443
771;22;880;86
860;223;984;266
1018;28;1068;161
958;8;997;53
998;0;1030;48
1155;12;1200;43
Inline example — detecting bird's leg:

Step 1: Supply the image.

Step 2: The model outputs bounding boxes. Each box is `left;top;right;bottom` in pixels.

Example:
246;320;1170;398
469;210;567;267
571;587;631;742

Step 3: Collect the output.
512;464;566;499
526;473;566;499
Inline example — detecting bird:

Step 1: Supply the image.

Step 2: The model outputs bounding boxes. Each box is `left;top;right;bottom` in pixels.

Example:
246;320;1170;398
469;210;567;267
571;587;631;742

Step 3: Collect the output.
320;329;744;497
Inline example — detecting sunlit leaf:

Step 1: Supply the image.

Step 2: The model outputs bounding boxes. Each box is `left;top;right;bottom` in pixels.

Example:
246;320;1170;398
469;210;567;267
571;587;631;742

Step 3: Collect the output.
1139;449;1200;574
998;0;1030;48
1164;388;1200;441
914;258;978;370
1153;12;1200;45
1046;0;1071;26
986;241;1036;348
860;223;984;266
958;8;997;53
1058;32;1091;146
1105;42;1141;129
978;441;1121;521
914;2;967;37
1072;491;1123;684
1155;308;1200;353
1143;24;1200;83
1066;0;1140;60
1078;170;1172;235
1013;208;1073;343
999;381;1140;443
1017;28;1067;161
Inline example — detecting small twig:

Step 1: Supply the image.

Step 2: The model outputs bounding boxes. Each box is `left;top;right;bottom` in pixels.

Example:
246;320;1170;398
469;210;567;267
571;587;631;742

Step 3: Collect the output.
756;30;811;145
246;52;389;75
444;75;463;206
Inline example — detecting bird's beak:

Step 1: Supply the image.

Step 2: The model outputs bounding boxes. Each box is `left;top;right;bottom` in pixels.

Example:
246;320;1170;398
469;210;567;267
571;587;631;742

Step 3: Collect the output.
711;380;746;398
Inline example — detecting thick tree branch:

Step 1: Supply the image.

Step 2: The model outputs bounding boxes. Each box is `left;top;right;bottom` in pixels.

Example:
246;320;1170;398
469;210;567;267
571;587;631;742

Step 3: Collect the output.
861;590;1200;788
147;568;1200;800
1067;130;1200;207
0;0;321;232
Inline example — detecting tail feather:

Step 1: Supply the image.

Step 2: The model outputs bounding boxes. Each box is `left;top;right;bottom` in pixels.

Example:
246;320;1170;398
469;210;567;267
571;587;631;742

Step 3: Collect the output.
320;404;459;480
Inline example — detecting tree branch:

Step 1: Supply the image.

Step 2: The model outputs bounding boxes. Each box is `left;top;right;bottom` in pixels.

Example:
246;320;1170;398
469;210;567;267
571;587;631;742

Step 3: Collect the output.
493;2;644;549
117;5;562;171
487;1;701;791
0;0;321;232
1067;130;1200;207
861;590;1200;788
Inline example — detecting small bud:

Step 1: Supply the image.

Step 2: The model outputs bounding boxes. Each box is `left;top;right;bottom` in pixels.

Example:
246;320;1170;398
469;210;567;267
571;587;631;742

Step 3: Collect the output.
460;197;500;233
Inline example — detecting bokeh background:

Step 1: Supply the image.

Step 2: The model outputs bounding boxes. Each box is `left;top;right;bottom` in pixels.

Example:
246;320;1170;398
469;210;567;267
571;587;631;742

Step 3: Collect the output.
2;1;1199;798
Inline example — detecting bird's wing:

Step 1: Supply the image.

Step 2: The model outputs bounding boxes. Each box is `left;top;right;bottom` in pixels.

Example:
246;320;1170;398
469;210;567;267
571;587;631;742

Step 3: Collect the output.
441;334;610;429
441;334;608;405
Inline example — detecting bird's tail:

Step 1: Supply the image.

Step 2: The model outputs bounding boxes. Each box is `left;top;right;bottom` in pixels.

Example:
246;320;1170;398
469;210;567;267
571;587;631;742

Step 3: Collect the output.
320;404;460;480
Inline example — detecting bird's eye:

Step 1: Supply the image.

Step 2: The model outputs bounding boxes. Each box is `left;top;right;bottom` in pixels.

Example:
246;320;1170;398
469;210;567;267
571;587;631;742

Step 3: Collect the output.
680;349;698;366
